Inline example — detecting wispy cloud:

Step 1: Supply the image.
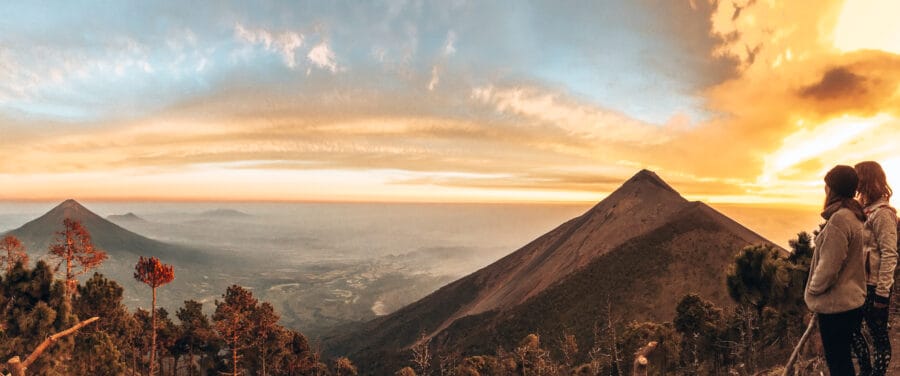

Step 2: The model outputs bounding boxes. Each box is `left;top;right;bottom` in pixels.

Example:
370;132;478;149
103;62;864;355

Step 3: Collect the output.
471;85;669;145
443;31;456;56
307;41;338;73
234;23;304;68
428;66;440;91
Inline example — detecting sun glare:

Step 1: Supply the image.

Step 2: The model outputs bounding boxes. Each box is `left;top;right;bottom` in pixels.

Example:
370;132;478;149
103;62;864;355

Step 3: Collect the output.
878;157;900;197
833;0;900;54
760;114;890;183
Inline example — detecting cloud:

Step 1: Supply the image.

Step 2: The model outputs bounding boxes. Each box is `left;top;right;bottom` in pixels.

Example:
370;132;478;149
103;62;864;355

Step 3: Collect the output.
794;55;900;116
657;0;900;203
6;1;900;205
443;31;456;56
833;0;900;54
0;112;584;177
634;0;740;88
471;85;669;145
799;67;866;100
428;66;439;91
307;42;338;73
0;33;213;120
234;23;304;68
0;81;660;202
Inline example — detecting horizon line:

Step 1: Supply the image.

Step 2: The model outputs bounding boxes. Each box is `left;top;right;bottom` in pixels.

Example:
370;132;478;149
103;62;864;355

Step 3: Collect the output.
0;196;823;210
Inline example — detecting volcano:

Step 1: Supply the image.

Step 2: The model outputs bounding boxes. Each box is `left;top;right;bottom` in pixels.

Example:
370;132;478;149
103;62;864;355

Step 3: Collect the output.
4;199;229;309
325;170;780;372
6;199;209;264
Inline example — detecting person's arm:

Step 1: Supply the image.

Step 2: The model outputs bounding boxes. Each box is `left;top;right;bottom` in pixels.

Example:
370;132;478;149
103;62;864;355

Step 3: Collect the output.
873;209;898;306
807;216;851;296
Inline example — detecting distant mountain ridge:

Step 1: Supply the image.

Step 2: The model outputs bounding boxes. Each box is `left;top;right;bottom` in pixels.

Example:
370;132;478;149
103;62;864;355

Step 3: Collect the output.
200;208;252;218
6;199;205;264
107;212;147;223
325;170;780;373
3;199;236;310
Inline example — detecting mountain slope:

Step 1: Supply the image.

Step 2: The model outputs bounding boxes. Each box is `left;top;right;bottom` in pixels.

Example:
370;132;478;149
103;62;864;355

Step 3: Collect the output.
3;199;235;309
325;170;779;372
7;199;206;263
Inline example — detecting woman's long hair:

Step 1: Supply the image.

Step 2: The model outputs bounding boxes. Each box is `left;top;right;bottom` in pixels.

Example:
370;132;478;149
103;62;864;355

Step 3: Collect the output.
855;161;893;207
823;190;867;221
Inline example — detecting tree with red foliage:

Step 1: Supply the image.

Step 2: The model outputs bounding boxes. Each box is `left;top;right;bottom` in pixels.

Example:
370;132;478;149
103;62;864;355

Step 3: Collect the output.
48;218;107;303
134;256;175;376
1;235;29;275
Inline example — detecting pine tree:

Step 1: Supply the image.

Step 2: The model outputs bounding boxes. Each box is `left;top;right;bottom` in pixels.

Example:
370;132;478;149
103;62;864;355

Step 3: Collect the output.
176;300;216;376
273;329;313;374
69;331;125;375
787;231;814;266
248;301;281;376
334;356;359;376
133;309;154;375
726;244;787;317
1;235;29;275
134;256;175;376
674;294;724;371
48;218;107;304
154;308;179;375
73;272;131;344
0;261;77;375
71;273;131;375
213;285;258;376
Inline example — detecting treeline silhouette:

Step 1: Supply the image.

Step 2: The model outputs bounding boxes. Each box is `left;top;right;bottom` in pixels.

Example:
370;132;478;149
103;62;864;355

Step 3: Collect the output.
0;218;834;375
0;220;350;376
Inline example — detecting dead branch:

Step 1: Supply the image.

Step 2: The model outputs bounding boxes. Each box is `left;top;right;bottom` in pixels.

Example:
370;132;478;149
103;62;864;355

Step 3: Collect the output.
782;315;817;376
5;316;99;376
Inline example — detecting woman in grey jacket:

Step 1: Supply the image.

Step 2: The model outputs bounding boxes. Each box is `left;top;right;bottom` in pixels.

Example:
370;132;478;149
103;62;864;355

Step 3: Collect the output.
850;161;897;376
806;165;867;375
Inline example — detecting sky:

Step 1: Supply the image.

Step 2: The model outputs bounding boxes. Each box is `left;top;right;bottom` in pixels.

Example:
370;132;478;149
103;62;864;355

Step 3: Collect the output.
1;0;899;205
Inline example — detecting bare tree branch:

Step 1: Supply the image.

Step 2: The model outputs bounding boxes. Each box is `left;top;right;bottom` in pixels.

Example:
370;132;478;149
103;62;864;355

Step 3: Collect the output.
782;315;817;376
6;316;99;376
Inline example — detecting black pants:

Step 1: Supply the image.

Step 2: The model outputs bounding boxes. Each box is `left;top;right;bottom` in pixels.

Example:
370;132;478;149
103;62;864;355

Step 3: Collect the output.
850;286;892;376
819;306;864;376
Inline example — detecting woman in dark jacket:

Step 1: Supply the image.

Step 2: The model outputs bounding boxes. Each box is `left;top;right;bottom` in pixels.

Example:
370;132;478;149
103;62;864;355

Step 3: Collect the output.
805;165;867;375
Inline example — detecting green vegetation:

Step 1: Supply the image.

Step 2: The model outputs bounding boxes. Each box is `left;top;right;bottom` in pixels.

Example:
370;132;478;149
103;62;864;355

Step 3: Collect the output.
379;231;821;376
0;220;339;376
0;215;825;375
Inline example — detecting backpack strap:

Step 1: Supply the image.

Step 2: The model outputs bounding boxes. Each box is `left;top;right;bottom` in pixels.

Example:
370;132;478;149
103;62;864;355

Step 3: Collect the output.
865;204;897;221
865;204;890;216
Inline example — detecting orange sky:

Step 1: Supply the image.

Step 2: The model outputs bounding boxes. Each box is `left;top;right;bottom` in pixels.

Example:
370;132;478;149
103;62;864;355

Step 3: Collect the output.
1;0;899;205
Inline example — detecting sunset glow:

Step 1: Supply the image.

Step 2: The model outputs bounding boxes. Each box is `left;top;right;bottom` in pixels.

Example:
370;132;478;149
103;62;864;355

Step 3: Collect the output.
1;1;899;206
834;0;900;54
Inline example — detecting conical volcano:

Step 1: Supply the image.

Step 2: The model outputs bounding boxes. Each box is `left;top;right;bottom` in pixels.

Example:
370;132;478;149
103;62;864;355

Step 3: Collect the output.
325;170;779;373
7;199;203;263
4;199;230;310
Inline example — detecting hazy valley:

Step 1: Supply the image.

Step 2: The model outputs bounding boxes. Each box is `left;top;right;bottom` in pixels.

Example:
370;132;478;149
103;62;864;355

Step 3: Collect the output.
0;197;822;339
0;171;847;374
0;201;592;336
